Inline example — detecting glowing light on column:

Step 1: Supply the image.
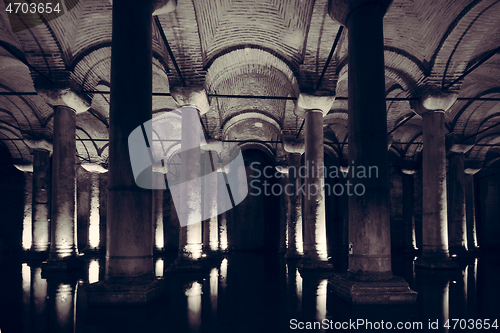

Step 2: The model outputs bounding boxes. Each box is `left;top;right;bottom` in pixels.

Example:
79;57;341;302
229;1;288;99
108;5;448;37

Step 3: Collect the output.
22;215;32;250
155;258;164;277
316;279;328;323
88;174;100;249
186;282;202;332
88;259;99;284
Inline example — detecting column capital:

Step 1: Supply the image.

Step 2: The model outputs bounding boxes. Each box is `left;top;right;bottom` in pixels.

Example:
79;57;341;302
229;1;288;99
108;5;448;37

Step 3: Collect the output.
109;0;177;15
170;85;210;115
152;0;177;15
25;138;53;154
14;163;33;173
81;163;108;174
446;134;475;154
283;139;305;154
294;91;335;117
328;0;392;26
464;161;481;175
36;87;90;114
412;89;458;116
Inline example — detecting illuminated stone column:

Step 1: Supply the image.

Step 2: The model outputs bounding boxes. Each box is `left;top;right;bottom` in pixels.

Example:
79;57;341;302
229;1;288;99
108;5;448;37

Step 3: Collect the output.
202;149;219;256
278;169;288;254
152;172;165;252
14;163;33;251
465;166;480;252
413;91;458;269
169;86;210;270
86;0;176;304
34;88;90;270
29;143;52;255
283;143;304;259
447;151;469;256
401;168;417;253
218;182;229;253
294;93;334;271
329;0;417;304
81;163;107;252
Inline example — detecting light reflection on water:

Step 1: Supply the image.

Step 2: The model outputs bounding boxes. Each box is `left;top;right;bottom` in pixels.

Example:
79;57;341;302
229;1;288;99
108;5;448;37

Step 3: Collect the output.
5;253;500;332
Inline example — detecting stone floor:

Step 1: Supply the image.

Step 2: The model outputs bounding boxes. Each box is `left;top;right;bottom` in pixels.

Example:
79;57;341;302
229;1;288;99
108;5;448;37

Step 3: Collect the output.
0;251;498;333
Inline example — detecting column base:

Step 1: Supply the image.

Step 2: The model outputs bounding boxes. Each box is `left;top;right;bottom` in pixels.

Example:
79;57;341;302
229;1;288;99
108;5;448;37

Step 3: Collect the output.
414;255;459;269
167;257;210;272
24;250;49;260
298;257;333;271
285;251;303;260
41;255;85;272
329;274;417;305
86;277;166;305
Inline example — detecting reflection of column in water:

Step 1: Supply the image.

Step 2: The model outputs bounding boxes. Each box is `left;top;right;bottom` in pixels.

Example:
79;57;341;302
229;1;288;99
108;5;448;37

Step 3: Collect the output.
220;258;228;288
316;280;327;323
210;267;218;313
300;273;328;332
22;263;31;333
48;282;76;333
417;270;450;333
449;268;467;321
88;258;100;284
466;259;478;317
185;281;202;333
31;266;48;333
285;262;302;316
155;257;164;277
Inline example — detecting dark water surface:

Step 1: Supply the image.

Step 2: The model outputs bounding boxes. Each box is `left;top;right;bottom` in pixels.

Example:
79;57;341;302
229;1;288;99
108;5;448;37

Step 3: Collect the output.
0;252;499;332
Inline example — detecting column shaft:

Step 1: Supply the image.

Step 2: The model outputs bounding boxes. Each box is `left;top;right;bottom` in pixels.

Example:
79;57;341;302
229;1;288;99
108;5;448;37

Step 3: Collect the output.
347;3;391;278
465;173;478;250
88;172;100;250
402;173;416;252
153;187;164;252
203;152;218;254
49;105;77;259
286;153;303;259
22;172;33;250
421;111;449;257
279;174;288;254
299;110;329;268
177;107;202;260
448;152;467;254
32;149;50;252
106;0;154;278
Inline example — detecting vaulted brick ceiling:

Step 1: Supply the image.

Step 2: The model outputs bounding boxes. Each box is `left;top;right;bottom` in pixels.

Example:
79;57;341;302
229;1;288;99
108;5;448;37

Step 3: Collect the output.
0;0;499;169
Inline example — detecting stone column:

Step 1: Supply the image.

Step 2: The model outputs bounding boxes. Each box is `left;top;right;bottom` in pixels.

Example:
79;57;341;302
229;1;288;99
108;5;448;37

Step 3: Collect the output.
294;93;334;271
29;143;52;255
202;149;219;256
218;180;229;253
329;0;417;304
465;166;480;252
152;172;165;253
34;88;89;271
86;0;176;305
283;143;304;259
413;91;458;269
81;163;107;252
47;106;79;266
278;167;288;254
168;87;210;271
14;163;33;251
447;151;468;256
401;168;417;253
